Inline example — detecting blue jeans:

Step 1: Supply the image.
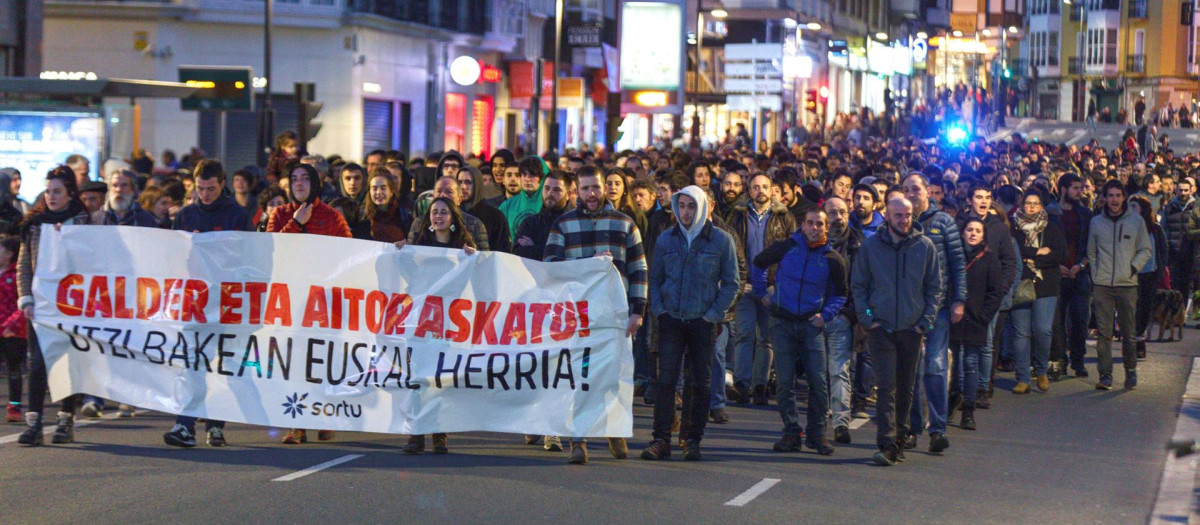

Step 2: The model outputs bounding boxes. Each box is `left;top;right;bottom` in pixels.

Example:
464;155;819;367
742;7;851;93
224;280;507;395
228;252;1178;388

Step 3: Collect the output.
711;322;731;409
824;315;854;428
1012;295;1058;384
771;318;829;438
733;295;773;388
979;312;1000;388
909;309;950;436
954;343;985;406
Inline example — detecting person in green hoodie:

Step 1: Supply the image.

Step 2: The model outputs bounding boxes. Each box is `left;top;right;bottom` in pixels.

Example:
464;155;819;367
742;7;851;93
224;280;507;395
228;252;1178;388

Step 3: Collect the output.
499;156;546;242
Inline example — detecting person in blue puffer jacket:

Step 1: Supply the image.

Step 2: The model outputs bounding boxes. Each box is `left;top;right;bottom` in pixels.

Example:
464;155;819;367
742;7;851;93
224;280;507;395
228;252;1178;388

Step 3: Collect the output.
752;208;848;456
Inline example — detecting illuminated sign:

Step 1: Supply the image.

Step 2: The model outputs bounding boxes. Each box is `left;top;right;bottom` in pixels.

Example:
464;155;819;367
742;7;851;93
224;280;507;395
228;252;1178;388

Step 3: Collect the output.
40;71;99;81
178;66;253;111
450;56;482;86
620;2;683;91
930;37;992;54
633;91;668;106
911;37;928;63
480;63;502;83
362;82;382;94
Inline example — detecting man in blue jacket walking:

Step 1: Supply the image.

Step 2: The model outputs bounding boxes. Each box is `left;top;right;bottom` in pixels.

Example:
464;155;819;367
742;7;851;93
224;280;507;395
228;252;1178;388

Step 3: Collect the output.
752;208;848;455
641;186;739;461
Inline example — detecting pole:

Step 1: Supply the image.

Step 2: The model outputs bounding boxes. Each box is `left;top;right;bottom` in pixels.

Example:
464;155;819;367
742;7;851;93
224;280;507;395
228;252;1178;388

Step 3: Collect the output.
258;0;273;165
531;59;543;155
549;0;563;156
692;11;703;148
751;38;758;151
217;111;227;165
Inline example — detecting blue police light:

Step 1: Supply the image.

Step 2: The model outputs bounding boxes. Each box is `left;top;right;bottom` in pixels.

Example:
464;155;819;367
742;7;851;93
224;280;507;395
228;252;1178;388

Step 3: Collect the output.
947;125;969;145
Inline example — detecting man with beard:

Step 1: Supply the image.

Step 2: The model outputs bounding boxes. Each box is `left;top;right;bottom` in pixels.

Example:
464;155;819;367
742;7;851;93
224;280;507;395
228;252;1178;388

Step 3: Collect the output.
714;171;747;222
457;165;511;252
850;183;884;237
92;169;158;227
823;196;864;443
1162;177;1196;308
726;173;797;405
485;159;525;209
852;197;942;466
775;167;816;224
545;167;646;465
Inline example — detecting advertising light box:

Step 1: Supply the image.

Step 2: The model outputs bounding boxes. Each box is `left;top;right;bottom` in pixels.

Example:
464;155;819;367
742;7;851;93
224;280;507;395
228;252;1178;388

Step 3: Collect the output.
0;109;103;203
619;0;685;114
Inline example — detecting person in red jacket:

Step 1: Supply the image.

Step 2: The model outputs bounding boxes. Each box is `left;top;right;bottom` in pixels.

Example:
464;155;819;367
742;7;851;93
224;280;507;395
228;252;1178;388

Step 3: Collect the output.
267;164;352;238
0;235;26;423
266;164;350;443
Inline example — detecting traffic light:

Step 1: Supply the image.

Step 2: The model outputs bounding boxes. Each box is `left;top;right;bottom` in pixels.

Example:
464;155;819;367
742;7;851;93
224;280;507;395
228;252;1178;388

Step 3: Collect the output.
295;82;322;151
818;85;830;105
805;89;818;113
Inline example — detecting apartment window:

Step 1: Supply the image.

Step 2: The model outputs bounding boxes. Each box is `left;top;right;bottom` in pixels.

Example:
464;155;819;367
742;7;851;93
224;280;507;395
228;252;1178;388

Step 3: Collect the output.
1048;32;1059;66
1105;28;1117;65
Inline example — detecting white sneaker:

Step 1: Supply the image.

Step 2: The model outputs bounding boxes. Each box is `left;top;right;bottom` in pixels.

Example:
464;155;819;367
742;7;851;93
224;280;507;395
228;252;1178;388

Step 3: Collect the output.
80;402;102;419
543;435;562;452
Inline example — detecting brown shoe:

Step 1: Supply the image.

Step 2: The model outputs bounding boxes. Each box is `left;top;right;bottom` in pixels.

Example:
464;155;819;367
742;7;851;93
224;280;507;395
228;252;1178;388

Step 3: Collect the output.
607;437;628;459
402;435;425;454
432;433;448;454
640;438;671;460
317;430;335;441
282;429;306;444
1012;382;1030;395
1036;374;1050;392
567;442;588;464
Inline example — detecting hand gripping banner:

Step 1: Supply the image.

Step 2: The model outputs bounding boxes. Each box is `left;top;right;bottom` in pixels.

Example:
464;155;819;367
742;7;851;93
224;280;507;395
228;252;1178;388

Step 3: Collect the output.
32;225;634;437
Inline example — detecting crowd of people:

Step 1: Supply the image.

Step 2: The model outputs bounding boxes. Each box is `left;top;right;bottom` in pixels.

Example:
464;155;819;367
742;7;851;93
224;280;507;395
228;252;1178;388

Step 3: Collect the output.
1;122;1197;467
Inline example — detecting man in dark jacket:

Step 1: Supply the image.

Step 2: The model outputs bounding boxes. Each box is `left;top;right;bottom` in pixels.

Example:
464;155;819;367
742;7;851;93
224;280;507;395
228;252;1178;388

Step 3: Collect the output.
165;159;252;449
1162;177;1196;300
714;171;748;222
753;208;847;456
172;160;253;233
514;171;574;261
902;173;966;454
852;196;943;466
1047;174;1094;378
457;166;511;252
725;174;798;404
94;169;159;227
850;183;885;238
641;186;740;462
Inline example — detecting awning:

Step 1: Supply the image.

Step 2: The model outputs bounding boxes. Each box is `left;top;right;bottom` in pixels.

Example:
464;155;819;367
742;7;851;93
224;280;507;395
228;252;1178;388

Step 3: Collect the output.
0;77;207;98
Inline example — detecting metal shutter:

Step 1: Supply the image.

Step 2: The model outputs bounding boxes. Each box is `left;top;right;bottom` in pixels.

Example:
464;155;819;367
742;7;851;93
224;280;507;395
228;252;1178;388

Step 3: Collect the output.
362;99;394;152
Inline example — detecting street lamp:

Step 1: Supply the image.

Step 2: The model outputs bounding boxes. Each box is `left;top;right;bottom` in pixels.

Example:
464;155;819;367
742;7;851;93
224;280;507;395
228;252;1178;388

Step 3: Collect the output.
692;1;727;147
807;22;822;30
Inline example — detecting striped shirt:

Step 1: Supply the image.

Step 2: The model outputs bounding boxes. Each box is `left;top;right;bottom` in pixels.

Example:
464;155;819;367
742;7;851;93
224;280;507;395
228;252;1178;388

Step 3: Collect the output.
544;203;648;316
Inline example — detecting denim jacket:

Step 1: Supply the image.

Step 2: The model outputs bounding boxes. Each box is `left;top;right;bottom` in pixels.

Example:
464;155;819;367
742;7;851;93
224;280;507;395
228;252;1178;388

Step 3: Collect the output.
649;221;741;323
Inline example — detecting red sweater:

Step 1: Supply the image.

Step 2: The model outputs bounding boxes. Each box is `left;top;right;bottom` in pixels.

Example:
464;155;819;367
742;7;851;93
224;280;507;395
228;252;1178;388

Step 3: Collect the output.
0;263;26;339
266;200;352;238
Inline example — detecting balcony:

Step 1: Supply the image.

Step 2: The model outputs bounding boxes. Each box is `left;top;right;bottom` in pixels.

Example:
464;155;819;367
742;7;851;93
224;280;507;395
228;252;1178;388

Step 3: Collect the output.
1128;0;1147;18
1068;57;1083;75
1127;54;1145;73
1087;0;1119;11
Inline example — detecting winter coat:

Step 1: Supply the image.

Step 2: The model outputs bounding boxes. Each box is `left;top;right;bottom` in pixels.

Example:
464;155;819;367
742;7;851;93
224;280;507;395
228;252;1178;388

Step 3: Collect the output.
649;221;740;323
512;204;571;261
950;245;1004;347
1087;208;1153;288
752;232;848;323
172;193;253;233
726;202;798;290
266;199;352;238
17;209;90;310
1012;218;1067;298
850;225;944;333
917;199;968;307
0;263;26;339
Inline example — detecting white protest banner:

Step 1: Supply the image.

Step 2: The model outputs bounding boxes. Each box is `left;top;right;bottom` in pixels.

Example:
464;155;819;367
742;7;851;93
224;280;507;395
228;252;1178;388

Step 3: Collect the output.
32;225;633;437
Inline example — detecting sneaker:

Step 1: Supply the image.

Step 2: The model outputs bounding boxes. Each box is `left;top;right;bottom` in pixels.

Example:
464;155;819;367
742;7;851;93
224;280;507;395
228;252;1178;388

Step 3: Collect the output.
732;382;751;404
524;434;541;445
709;408;730;424
163;423;196;448
281;429;307;444
544;436;563;452
640;439;671;460
683;439;702;461
206;427;227;447
402;435;425;454
17;412;42;447
6;404;20;423
116;404;135;418
851;400;870;419
834;425;851;444
1096;375;1114;390
317;430;335;441
568;442;588;464
1125;369;1138;390
432;433;448;454
929;432;950;453
752;385;769;406
975;390;991;409
901;433;917;450
50;412;74;444
773;433;803;452
872;445;905;466
80;402;102;419
1073;367;1090;378
960;408;977;431
1012;382;1030;394
805;436;835;456
607;437;628;459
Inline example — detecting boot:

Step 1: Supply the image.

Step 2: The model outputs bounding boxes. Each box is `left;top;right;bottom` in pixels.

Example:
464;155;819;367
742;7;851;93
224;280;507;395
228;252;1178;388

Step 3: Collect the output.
432;433;448;454
960;406;977;431
17;412;42;446
51;412;74;444
1137;340;1147;360
402;435;425;454
607;437;628;459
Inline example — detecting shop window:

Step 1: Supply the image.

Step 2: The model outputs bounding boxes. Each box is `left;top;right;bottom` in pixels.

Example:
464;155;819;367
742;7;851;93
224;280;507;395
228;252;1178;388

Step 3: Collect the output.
445;93;466;153
471;95;494;159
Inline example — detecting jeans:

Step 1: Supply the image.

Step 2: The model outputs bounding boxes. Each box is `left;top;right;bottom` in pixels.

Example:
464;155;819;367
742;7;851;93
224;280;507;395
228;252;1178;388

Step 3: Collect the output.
1093;285;1138;376
26;320;80;416
824;315;854;428
954;343;985;406
980;312;1001;388
633;314;653;387
1051;273;1091;371
910;309;950;436
1;337;24;404
771;318;829;438
852;334;873;404
733;295;773;388
710;322;731;409
999;313;1015;363
652;315;715;442
868;327;923;450
1011;295;1059;384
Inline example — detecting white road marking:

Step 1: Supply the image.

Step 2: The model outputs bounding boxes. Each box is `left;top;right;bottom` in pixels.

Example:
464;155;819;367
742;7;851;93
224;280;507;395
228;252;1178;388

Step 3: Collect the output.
725;478;780;507
272;454;365;482
0;410;148;445
849;417;870;430
1150;357;1200;524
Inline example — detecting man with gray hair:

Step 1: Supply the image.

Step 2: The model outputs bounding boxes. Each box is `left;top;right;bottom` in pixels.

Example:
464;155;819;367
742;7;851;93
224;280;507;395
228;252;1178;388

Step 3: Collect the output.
851;196;943;466
92;169;158;227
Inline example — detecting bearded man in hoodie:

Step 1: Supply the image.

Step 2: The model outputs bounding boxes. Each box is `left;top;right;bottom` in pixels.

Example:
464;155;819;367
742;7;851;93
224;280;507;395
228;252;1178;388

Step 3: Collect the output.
640;186;740;462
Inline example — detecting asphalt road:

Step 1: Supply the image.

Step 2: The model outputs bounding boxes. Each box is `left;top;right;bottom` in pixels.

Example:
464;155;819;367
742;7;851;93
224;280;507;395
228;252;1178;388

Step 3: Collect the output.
1;327;1197;524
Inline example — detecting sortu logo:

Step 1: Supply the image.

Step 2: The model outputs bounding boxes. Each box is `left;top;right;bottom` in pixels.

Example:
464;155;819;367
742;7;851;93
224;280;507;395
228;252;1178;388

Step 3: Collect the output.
281;392;362;419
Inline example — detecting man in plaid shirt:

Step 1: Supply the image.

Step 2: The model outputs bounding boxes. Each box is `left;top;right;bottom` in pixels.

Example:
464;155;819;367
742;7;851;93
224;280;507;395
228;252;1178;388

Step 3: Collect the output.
544;164;648;465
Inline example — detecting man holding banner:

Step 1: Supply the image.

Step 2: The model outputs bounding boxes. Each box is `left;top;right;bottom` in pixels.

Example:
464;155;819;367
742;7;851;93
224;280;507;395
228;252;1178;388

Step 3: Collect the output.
545;165;647;465
641;186;739;461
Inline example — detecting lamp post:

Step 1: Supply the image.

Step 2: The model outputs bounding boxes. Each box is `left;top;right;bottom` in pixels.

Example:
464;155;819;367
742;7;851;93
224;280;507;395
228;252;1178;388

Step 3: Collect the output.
692;2;727;149
549;0;563;156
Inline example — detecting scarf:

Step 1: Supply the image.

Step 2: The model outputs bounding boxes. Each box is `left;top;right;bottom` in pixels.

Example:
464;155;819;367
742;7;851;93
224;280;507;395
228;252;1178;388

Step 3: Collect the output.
1013;208;1048;248
807;231;828;249
964;242;988;271
22;200;86;239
